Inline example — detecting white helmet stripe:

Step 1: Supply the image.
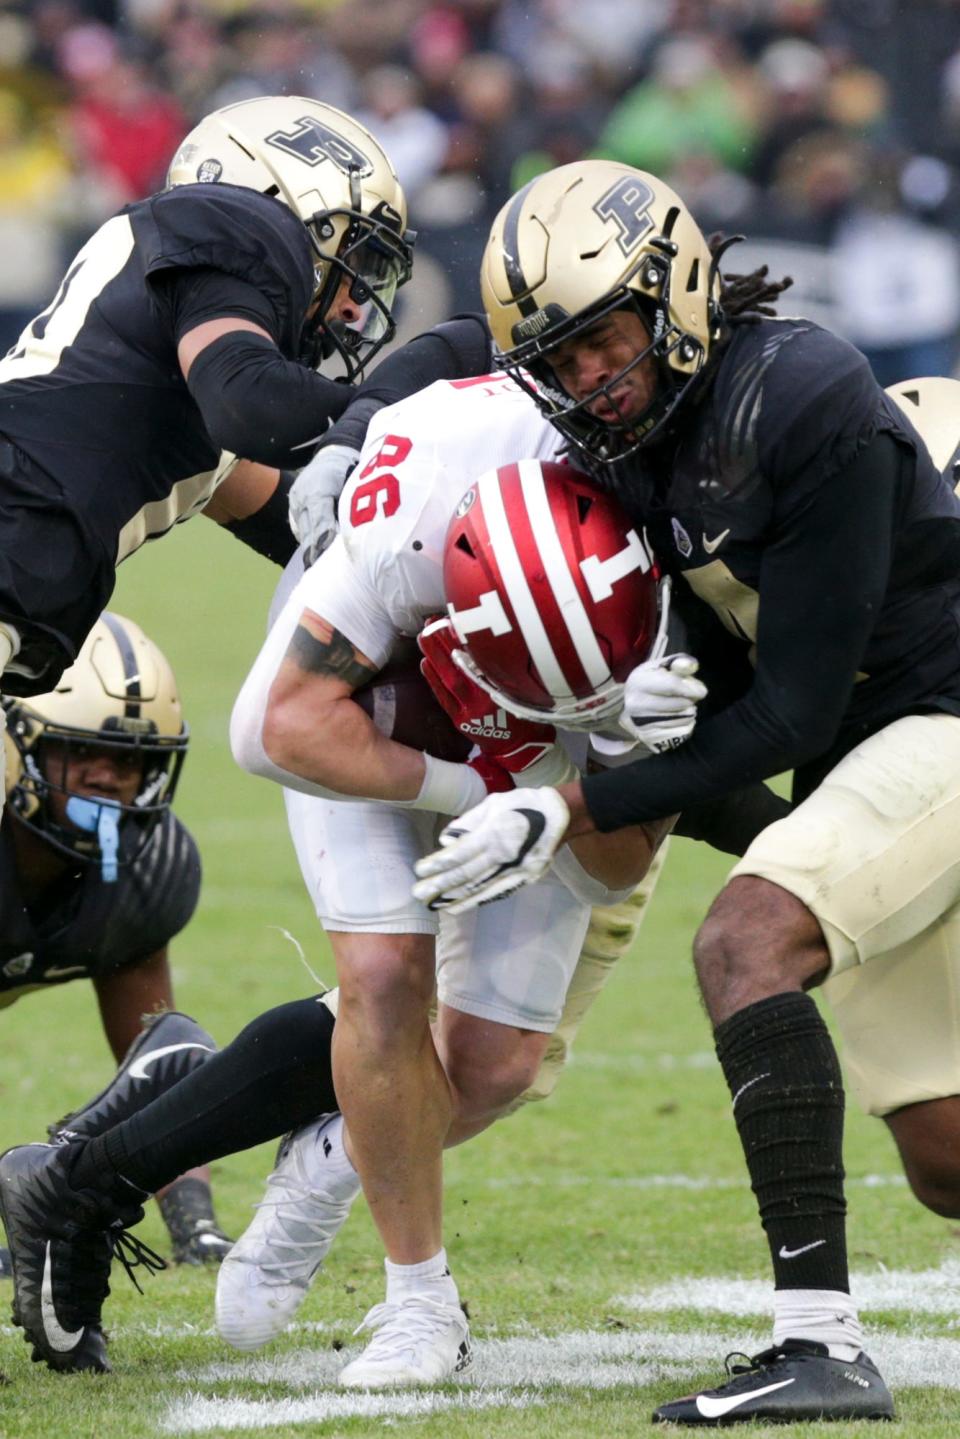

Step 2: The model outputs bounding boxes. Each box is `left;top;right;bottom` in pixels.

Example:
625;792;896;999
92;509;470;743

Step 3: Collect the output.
476;468;574;698
517;459;611;688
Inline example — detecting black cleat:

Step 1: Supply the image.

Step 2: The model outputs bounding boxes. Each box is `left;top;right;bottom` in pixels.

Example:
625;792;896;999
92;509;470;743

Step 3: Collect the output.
170;1220;234;1267
0;1142;161;1374
48;1011;217;1143
158;1177;234;1266
653;1339;894;1425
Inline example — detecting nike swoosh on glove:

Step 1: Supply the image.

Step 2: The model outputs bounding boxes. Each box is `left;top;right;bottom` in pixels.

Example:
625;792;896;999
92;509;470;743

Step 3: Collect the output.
288;444;359;566
618;654;707;753
412;787;570;914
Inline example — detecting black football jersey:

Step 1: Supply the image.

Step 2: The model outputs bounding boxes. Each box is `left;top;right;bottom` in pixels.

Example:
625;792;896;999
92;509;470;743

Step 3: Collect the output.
0;811;200;1006
0;184;313;561
0;184;316;692
583;317;960;830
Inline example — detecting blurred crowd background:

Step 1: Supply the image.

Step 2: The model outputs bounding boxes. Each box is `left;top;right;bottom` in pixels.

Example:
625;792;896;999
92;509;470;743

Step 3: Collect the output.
3;0;960;385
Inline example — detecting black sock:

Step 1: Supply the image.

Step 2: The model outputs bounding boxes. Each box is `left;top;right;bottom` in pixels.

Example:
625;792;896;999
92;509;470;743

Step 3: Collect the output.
714;991;849;1293
71;997;337;1195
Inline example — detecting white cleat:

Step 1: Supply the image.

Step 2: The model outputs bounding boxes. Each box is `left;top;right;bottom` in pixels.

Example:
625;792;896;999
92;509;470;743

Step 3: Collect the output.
215;1116;359;1351
338;1295;472;1388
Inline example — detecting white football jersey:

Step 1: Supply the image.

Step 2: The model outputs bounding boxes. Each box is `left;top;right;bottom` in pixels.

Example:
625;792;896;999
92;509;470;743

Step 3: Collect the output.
297;372;564;662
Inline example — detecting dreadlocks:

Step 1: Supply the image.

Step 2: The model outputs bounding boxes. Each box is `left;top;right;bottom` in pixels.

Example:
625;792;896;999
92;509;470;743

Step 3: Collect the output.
708;233;793;322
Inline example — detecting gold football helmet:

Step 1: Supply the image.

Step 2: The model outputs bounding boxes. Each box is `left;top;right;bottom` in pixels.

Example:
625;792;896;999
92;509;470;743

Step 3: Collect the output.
887;376;960;486
167;95;414;378
3;613;188;871
481;160;723;462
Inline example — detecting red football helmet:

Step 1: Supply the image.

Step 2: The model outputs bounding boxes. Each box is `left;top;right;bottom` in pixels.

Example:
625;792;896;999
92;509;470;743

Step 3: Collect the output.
442;459;665;730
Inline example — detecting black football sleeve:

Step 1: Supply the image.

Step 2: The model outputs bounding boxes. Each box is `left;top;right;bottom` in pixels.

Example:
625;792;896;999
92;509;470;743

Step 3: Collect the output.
675;783;790;856
185;331;352;468
582;430;904;830
222;470;298;566
321;314;493;455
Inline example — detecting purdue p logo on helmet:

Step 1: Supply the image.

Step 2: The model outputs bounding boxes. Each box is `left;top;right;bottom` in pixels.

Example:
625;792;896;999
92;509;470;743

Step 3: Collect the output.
167;95;415;379
481;160;724;462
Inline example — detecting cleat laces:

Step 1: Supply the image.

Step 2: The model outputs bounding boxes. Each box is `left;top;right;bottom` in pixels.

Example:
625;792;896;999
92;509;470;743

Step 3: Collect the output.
351;1295;466;1368
249;1169;352;1285
109;1228;167;1294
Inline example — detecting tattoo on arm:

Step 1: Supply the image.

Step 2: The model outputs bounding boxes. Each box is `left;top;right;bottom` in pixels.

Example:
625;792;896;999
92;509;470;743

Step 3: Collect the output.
287;621;377;689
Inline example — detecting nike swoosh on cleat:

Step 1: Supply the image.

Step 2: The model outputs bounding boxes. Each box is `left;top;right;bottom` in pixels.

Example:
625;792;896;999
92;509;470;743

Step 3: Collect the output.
696;1378;796;1418
127;1042;214;1080
41;1243;83;1353
702;528;731;554
778;1239;827;1259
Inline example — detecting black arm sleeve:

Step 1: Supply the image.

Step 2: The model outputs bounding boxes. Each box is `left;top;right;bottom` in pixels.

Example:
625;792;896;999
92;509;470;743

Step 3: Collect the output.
582;431;901;830
222;470;297;566
322;314;493;454
675;783;791;856
185;332;352;468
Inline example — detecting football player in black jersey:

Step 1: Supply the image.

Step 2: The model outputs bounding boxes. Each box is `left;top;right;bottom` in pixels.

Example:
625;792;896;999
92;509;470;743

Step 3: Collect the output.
0;611;233;1273
412;160;960;1423
0;93;493;816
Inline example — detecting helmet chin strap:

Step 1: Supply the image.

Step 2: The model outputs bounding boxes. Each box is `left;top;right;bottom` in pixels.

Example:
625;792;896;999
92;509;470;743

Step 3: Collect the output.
64;796;121;883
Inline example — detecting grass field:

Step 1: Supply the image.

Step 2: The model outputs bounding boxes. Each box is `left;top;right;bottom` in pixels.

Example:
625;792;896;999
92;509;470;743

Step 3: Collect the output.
0;519;957;1437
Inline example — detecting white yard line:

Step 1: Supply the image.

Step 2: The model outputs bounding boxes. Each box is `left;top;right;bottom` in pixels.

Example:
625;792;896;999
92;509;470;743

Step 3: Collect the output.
617;1258;960;1316
163;1314;960;1433
461;1172;906;1190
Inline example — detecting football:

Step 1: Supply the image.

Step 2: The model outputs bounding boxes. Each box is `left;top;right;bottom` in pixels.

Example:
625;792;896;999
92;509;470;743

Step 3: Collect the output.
354;643;472;763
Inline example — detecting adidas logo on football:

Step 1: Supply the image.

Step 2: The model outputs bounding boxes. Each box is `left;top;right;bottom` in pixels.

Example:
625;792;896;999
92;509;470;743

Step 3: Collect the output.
460;709;512;741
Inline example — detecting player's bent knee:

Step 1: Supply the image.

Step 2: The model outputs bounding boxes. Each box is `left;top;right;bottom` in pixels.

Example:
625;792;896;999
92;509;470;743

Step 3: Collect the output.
332;933;436;1026
444;1034;547;1124
694;876;829;1017
886;1098;960;1218
900;1158;960;1218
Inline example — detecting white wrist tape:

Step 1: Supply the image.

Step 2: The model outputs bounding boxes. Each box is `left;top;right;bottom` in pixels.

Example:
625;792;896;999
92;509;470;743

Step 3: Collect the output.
518;746;578;788
402;753;489;816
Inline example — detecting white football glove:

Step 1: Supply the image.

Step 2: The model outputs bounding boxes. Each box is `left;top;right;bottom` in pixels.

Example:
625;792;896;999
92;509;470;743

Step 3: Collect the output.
617;653;707;754
412;787;570;914
288;444;360;566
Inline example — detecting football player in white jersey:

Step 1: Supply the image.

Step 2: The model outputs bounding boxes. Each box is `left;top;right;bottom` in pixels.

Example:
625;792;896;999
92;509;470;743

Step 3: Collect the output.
225;369;699;1386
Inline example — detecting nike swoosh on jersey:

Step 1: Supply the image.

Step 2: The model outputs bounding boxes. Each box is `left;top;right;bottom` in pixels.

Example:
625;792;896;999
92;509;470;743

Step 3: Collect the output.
696;1378;796;1418
127;1041;213;1081
702;528;731;554
42;1242;84;1352
778;1238;827;1259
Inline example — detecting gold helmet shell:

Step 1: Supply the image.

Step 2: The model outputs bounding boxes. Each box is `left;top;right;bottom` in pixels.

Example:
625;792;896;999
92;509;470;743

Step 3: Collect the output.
481;160;723;460
167;95;414;377
886;376;960;484
4;613;189;867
